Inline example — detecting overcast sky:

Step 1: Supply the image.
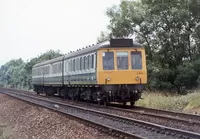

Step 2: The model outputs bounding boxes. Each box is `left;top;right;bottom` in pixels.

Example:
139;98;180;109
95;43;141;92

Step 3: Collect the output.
0;0;121;66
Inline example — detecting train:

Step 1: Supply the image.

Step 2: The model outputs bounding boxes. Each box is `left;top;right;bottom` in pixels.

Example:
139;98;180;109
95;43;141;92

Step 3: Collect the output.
32;38;147;107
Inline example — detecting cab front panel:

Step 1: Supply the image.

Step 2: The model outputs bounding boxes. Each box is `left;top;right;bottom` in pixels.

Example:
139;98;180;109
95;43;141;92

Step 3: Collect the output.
96;48;147;85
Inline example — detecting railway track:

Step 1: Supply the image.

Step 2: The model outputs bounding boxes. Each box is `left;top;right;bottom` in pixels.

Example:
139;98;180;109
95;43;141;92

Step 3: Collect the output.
1;88;200;132
130;106;200;122
1;89;200;139
49;100;200;133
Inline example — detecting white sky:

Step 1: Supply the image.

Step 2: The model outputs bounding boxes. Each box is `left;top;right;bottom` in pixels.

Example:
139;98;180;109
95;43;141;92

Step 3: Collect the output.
0;0;121;66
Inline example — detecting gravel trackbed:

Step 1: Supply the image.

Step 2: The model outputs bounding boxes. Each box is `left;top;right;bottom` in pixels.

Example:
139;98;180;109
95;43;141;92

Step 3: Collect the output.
0;94;115;139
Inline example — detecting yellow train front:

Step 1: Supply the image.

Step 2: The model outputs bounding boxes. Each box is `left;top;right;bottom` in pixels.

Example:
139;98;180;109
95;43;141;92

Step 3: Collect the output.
96;38;147;106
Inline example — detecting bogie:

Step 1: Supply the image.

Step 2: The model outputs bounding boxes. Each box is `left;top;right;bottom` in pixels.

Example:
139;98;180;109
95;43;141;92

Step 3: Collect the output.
34;84;142;107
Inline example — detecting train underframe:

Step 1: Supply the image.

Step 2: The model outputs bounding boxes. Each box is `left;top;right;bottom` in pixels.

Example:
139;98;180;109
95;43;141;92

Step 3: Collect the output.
34;84;145;107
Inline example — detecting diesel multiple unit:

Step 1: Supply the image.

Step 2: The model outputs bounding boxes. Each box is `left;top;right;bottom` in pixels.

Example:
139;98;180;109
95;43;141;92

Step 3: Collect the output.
32;38;147;106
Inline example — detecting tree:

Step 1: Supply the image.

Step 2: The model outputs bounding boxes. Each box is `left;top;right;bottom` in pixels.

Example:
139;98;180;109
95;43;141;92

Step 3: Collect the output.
97;31;110;43
100;0;200;92
0;49;63;89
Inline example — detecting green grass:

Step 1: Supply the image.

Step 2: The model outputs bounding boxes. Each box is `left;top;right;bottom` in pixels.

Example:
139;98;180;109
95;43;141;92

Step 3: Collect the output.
0;126;4;139
136;90;200;113
0;124;10;139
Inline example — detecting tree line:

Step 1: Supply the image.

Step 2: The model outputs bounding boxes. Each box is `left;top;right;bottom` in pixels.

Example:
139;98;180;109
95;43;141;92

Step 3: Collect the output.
0;50;62;90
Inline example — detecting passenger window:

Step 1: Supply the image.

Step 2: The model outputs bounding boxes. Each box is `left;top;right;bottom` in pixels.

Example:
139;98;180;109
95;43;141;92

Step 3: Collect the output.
89;55;92;69
116;52;128;70
103;52;114;70
59;63;61;73
91;54;94;69
82;57;84;70
77;58;79;70
131;51;142;69
87;55;90;69
75;59;77;71
65;61;67;72
80;57;82;70
85;56;88;70
68;61;70;71
84;56;86;70
70;60;72;71
73;59;75;71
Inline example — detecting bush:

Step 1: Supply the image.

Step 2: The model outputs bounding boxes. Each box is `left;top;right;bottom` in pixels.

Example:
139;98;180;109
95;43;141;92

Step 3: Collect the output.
150;67;175;91
174;64;198;92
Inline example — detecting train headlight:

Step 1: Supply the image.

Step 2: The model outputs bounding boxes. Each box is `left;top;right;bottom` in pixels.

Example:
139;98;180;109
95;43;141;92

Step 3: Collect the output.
136;76;140;81
107;77;111;81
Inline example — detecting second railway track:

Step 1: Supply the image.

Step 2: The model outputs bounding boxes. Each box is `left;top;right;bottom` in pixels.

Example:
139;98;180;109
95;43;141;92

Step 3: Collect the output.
1;89;200;139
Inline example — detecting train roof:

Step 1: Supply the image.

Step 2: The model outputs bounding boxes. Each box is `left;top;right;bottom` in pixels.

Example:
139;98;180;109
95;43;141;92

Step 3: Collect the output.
33;56;64;68
33;38;142;68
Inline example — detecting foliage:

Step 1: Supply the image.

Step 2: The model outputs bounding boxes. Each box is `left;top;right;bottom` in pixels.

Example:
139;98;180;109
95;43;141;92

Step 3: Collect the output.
98;0;200;93
97;31;110;43
0;50;62;90
0;126;3;138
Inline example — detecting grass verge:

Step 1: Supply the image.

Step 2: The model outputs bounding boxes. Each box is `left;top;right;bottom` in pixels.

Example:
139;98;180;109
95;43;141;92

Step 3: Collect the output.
0;124;10;139
136;90;200;113
0;126;4;139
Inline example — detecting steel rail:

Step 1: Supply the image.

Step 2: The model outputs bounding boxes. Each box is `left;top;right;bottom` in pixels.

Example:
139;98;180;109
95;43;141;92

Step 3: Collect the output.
1;88;200;132
0;90;145;139
1;90;200;139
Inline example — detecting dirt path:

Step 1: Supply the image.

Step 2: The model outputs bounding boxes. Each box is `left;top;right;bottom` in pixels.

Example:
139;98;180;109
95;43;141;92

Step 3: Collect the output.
0;94;115;139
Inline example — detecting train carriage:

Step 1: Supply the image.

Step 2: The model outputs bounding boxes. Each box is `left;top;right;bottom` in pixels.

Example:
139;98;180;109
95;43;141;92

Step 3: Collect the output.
32;38;147;106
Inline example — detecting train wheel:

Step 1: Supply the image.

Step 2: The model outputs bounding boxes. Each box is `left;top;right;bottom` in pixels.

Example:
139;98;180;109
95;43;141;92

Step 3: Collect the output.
130;101;135;107
103;99;108;106
97;100;101;105
123;101;126;106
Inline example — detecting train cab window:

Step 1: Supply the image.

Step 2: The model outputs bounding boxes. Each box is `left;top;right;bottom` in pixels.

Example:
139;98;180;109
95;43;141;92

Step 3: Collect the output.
116;52;128;70
131;51;142;69
102;52;114;70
